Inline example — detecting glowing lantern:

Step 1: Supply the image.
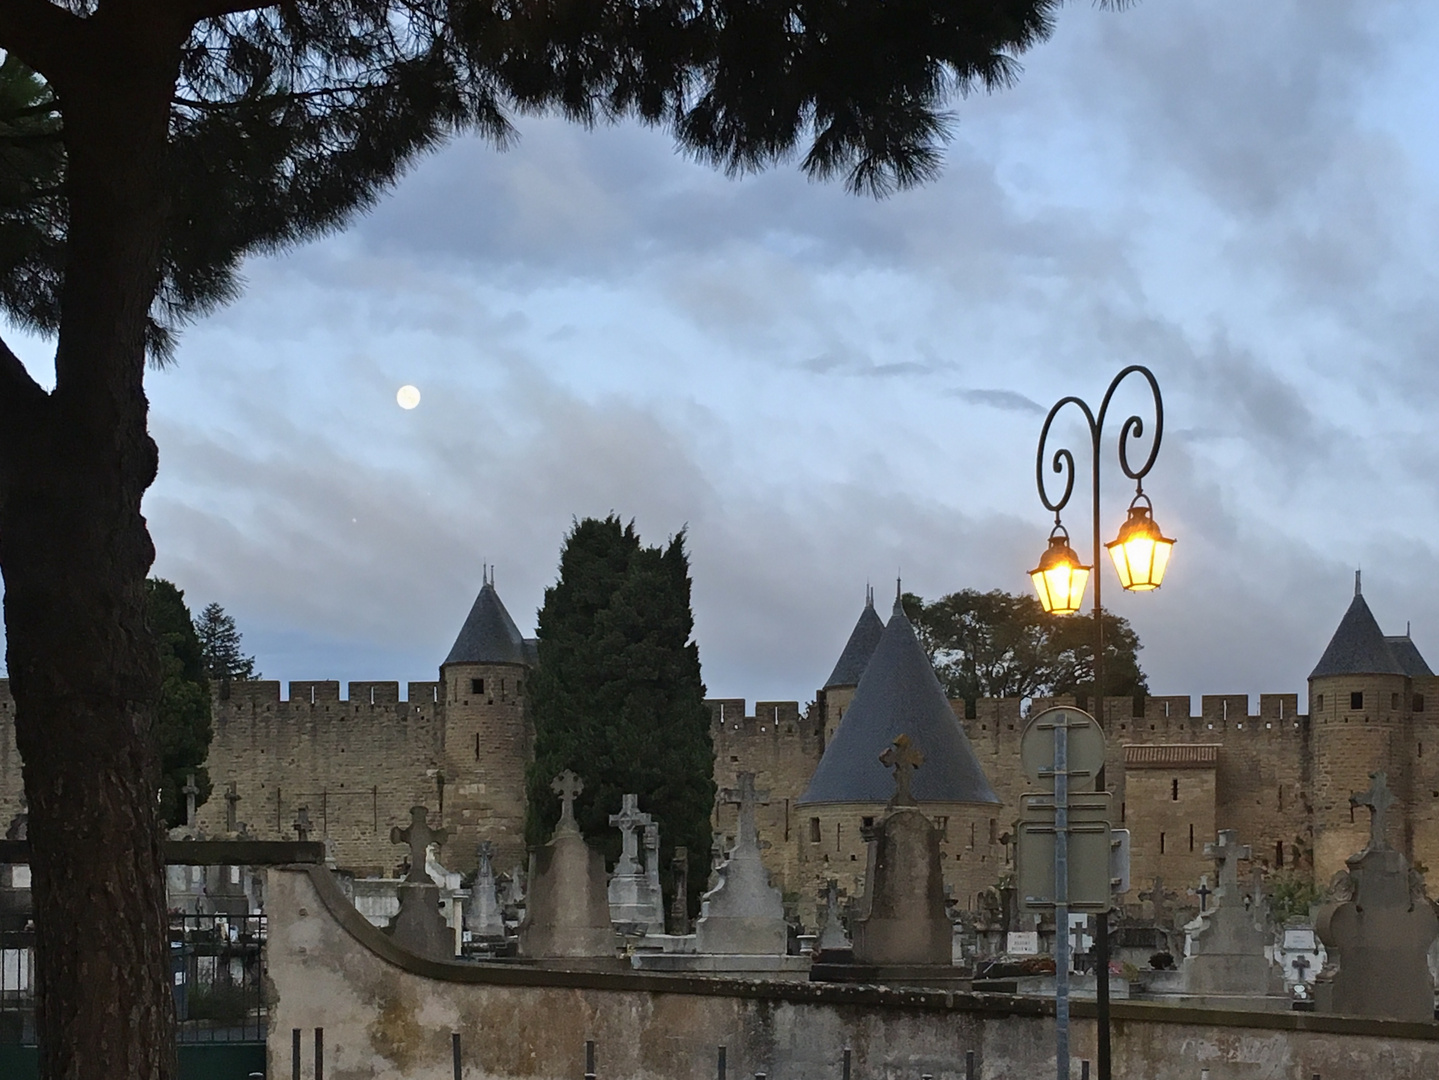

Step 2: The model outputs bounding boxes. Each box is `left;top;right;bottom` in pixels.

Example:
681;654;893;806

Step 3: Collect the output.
1105;495;1175;592
1030;525;1091;615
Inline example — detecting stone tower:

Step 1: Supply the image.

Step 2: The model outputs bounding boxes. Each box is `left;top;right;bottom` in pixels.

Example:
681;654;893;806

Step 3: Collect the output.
1309;572;1432;881
439;570;537;872
817;586;885;747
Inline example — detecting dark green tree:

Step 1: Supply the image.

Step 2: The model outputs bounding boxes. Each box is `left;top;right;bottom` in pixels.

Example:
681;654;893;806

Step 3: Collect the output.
526;516;715;916
194;601;258;682
0;2;1119;1074
903;588;1148;714
145;580;213;829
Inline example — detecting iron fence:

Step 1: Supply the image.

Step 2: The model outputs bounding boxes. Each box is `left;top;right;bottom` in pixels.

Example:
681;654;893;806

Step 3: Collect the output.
0;913;267;1045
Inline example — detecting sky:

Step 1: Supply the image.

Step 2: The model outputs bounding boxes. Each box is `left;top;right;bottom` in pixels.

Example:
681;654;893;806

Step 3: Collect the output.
14;0;1439;710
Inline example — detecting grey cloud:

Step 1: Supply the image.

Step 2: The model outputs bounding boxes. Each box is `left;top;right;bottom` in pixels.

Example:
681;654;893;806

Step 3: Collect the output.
948;388;1045;414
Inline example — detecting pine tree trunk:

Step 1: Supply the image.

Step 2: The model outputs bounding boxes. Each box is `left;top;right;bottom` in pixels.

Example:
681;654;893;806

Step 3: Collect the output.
0;25;181;1080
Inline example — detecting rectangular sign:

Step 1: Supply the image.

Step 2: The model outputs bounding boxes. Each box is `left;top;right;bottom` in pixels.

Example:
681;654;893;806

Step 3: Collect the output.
1007;931;1040;955
1015;818;1114;912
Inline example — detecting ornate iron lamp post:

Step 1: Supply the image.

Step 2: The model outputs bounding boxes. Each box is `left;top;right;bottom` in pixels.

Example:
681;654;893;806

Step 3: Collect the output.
1031;363;1174;1080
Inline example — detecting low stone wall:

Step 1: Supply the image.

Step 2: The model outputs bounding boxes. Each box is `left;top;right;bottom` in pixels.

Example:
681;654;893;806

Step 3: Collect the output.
267;866;1439;1080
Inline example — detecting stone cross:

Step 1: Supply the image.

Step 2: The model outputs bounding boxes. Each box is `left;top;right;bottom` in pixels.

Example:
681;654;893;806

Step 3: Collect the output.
1292;953;1311;981
1203;830;1251;899
477;840;495;876
391;805;448;884
1351;770;1396;852
879;734;924;807
551;770;583;836
721;772;770;853
182;773;200;828
1190;875;1213;912
669;845;690;935
224;781;240;833
293;806;311;842
608;793;652;876
1139;876;1179;926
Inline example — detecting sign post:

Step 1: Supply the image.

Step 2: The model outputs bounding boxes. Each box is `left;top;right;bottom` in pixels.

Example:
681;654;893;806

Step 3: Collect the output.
1016;706;1110;1080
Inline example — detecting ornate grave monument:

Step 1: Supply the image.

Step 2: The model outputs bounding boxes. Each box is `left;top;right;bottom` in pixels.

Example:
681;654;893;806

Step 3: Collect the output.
606;793;665;934
1180;830;1284;1003
386;805;454;961
1316;771;1439;1021
518;771;617;961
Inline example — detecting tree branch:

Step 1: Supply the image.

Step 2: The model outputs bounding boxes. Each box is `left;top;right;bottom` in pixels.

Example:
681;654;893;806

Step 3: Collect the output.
0;329;49;463
0;0;85;83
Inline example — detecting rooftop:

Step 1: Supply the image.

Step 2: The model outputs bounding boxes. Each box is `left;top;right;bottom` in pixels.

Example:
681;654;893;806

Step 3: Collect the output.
1310;572;1429;680
443;574;534;668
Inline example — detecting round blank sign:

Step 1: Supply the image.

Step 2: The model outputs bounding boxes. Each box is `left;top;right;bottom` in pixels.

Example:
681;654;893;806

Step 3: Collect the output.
1019;706;1107;788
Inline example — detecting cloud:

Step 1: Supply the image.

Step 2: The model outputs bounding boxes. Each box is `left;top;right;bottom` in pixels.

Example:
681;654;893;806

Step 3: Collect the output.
948;388;1045;414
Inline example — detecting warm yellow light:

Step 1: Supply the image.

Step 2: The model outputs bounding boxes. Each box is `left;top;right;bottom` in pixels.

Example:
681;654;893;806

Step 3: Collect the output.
396;384;421;410
1106;498;1175;591
1029;528;1091;615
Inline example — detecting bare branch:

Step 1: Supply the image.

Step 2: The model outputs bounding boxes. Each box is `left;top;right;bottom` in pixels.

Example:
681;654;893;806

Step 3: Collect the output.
0;0;85;82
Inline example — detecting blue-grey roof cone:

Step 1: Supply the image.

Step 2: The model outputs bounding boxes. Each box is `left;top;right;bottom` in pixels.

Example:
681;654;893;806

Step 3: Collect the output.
824;597;886;689
800;598;1000;806
1309;593;1406;679
443;581;531;667
1385;636;1433;679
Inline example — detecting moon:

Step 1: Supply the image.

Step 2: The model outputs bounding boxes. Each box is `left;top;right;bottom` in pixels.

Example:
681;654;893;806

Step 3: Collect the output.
396;385;421;410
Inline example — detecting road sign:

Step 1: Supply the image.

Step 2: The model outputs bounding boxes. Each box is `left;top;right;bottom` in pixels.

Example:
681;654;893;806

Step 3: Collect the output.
1020;707;1106;788
1110;828;1130;896
1016;818;1114;912
1020;791;1112;824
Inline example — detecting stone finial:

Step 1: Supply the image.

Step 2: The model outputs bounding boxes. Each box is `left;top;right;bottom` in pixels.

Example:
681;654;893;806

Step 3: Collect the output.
1189;874;1213;912
551;770;583;836
293;805;311;842
879;734;924;807
1139;876;1179;926
1351;770;1395;853
391;805;448;884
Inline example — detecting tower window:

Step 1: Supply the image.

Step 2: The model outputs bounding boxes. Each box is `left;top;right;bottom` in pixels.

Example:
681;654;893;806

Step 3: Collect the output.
1415;694;1425;713
1316;694;1324;711
1392;692;1400;710
1275;840;1284;868
1159;831;1166;855
809;817;820;843
474;732;479;761
989;818;998;844
471;678;484;695
934;816;948;839
1171;778;1179;801
1350;691;1363;710
1189;825;1194;851
861;816;875;829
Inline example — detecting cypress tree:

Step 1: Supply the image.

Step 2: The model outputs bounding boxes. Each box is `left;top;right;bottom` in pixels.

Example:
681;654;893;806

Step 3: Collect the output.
526;516;715;914
145;580;214;829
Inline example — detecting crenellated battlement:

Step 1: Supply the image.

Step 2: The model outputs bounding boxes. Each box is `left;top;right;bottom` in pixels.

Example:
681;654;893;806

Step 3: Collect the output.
213;680;442;709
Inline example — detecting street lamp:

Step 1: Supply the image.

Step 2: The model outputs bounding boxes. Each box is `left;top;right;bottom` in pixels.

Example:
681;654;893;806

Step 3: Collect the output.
1030;363;1173;1080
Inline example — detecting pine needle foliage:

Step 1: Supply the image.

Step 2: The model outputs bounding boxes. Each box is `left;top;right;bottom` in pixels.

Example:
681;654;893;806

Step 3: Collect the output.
0;0;1087;362
526;515;715;914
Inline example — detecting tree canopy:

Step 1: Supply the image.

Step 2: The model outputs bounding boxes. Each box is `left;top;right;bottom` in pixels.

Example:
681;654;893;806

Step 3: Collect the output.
0;1;1119;1075
901;587;1148;712
194;601;257;682
145;579;213;829
525;515;715;917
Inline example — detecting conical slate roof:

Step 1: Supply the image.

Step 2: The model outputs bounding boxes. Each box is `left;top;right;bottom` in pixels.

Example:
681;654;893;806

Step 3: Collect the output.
799;596;999;806
1385;636;1433;679
824;589;885;689
443;578;532;667
1310;575;1406;679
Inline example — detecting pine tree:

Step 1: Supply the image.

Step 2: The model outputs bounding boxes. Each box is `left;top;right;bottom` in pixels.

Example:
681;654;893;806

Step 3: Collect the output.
526;516;715;915
145;580;213;828
194;602;258;682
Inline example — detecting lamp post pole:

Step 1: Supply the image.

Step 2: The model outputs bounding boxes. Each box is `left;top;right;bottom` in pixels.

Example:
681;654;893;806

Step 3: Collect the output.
1035;364;1166;1080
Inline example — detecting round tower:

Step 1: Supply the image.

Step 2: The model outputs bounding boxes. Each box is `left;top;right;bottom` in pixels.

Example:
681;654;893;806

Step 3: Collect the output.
439;570;535;874
1309;572;1428;881
817;586;885;747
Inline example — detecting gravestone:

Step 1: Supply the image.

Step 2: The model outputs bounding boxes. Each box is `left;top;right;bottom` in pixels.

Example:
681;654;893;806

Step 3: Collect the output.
606;794;665;934
293;806;311;842
182;774;200;829
851;736;951;967
465;841;506;941
386;805;453;961
1182;830;1284;998
694;772;787;955
518;771;616;959
224;781;240;833
816;880;851;953
669;845;691;935
1316;771;1439;1021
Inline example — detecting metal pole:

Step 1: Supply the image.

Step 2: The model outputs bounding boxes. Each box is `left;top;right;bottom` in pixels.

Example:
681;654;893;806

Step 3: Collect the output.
843;1048;851;1080
1054;717;1070;1080
966;1050;975;1080
584;1040;596;1080
453;1032;462;1080
718;1045;726;1080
